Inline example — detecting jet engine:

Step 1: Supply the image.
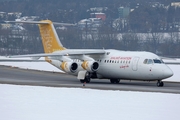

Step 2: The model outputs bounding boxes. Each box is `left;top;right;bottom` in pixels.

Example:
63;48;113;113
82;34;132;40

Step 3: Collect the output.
60;61;78;73
81;61;99;72
48;59;78;73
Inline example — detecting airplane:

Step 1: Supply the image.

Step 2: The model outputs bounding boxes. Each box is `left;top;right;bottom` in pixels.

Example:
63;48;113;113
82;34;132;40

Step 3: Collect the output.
5;20;173;87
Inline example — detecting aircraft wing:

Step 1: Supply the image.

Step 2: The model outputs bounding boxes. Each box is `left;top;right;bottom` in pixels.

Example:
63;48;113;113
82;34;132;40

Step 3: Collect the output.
8;49;106;58
0;59;45;62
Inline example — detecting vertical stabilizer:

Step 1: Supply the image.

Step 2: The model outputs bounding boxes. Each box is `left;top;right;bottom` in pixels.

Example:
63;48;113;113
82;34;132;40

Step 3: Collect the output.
38;20;66;53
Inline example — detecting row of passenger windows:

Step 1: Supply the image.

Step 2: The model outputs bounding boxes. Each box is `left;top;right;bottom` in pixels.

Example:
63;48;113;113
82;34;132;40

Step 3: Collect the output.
73;58;163;65
143;59;164;64
97;59;131;64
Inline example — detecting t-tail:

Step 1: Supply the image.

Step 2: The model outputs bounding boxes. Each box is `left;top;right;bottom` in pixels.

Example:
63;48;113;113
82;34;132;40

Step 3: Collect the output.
5;20;69;53
38;20;66;53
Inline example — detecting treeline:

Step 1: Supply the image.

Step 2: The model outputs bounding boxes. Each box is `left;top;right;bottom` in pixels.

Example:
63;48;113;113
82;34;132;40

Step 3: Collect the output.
0;0;180;56
129;5;180;33
0;24;180;57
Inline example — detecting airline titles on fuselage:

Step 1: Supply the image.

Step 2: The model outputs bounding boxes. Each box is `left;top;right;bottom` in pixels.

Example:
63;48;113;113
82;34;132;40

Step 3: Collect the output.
110;56;132;60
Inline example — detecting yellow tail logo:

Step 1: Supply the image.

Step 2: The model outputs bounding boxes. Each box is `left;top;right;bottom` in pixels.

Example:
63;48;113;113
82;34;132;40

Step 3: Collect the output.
38;20;66;53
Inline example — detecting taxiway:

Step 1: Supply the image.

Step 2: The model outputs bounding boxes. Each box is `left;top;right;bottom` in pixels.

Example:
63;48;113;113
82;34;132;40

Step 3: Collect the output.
0;65;180;93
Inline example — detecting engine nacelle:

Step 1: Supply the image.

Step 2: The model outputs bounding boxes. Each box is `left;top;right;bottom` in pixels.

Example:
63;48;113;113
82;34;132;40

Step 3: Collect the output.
81;61;99;72
48;59;78;73
60;61;78;73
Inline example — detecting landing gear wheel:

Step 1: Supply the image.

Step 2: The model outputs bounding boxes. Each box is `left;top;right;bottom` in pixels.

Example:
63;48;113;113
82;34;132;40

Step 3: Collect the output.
85;72;91;83
110;79;115;83
157;80;164;87
115;79;120;83
160;82;164;87
110;79;120;84
79;71;91;83
85;78;91;83
80;79;85;83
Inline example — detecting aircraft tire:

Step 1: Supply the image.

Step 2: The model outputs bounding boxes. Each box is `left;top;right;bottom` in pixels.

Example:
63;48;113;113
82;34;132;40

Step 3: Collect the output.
115;79;120;83
80;78;91;83
160;82;164;87
110;79;115;84
110;79;119;84
157;81;164;87
80;79;85;83
85;78;91;83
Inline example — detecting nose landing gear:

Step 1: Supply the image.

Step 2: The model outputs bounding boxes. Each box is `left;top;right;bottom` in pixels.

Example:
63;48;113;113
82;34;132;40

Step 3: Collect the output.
157;80;164;87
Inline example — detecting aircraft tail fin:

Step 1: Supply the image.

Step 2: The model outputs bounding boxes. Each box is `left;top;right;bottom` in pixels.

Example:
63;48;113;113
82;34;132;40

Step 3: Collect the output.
5;20;75;53
38;20;66;53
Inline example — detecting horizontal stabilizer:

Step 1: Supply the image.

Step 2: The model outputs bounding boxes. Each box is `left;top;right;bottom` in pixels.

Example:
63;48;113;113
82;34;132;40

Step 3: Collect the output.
5;21;49;24
5;21;75;26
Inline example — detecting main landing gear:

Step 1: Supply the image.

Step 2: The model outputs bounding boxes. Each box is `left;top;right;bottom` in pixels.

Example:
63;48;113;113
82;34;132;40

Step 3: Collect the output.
157;80;164;87
110;79;120;84
80;78;91;83
80;72;91;83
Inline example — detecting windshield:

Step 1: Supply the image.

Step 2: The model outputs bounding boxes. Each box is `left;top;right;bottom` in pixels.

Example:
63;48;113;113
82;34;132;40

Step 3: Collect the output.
153;59;164;64
143;59;164;64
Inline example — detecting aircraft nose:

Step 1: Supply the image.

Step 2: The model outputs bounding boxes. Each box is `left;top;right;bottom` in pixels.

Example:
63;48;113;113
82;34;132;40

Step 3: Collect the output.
163;68;173;78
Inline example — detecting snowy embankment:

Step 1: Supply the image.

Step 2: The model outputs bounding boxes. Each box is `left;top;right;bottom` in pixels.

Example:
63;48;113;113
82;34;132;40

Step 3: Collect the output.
0;84;180;120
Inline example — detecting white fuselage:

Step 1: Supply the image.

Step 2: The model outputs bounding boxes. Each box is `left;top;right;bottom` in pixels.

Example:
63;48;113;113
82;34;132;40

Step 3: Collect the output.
95;50;173;80
50;49;173;81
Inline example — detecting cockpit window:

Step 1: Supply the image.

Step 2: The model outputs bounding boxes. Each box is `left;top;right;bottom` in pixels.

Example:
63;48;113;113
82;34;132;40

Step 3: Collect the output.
153;59;164;64
147;59;153;64
144;59;164;64
143;59;148;64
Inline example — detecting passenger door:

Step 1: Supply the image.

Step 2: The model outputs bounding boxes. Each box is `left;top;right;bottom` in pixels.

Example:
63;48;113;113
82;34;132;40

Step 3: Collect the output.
132;57;139;71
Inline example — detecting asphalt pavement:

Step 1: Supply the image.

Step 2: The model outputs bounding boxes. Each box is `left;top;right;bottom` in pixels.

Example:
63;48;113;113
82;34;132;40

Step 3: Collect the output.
0;65;180;94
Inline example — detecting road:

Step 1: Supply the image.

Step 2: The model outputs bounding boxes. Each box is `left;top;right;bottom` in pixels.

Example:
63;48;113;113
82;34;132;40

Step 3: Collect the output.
0;65;180;94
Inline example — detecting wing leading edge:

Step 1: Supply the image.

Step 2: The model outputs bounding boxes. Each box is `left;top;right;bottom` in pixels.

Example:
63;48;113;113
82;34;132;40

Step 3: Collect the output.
8;49;106;58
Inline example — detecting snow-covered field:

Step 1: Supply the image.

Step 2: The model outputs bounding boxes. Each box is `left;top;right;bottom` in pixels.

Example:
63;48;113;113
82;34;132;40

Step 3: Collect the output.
0;84;180;120
0;57;180;120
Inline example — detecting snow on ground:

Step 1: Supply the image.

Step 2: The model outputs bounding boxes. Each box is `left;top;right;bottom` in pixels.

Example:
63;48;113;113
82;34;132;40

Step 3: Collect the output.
0;61;63;72
0;56;63;72
0;84;180;120
164;65;180;82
